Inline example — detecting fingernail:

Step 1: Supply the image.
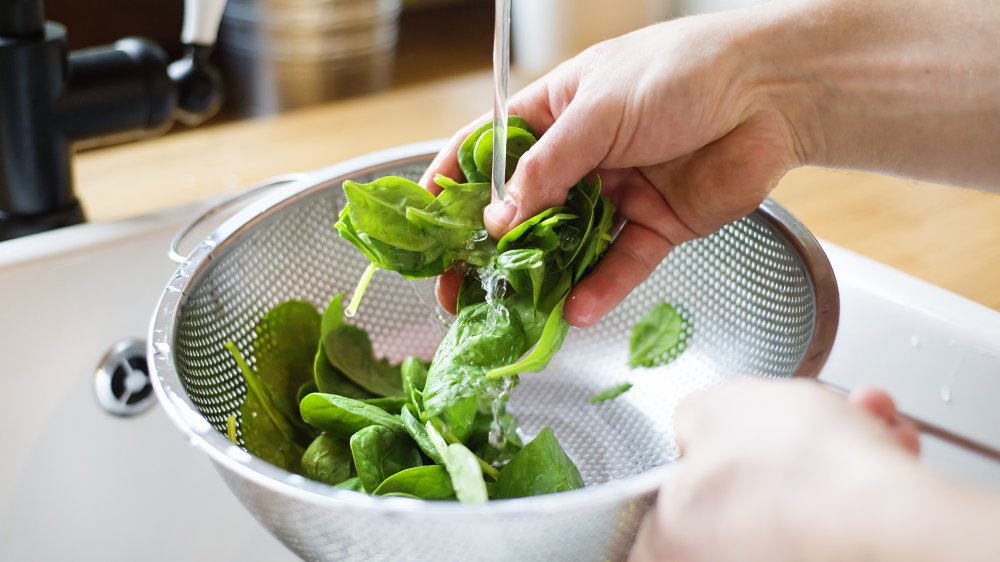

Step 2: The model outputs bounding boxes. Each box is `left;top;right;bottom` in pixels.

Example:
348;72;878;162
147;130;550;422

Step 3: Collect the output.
485;199;517;232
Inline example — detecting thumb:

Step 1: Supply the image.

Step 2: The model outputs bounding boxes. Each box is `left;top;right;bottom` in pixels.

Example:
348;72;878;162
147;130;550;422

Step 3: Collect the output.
484;100;613;238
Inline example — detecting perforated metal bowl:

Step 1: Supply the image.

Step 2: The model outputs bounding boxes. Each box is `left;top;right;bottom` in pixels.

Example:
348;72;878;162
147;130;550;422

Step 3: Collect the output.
149;141;838;562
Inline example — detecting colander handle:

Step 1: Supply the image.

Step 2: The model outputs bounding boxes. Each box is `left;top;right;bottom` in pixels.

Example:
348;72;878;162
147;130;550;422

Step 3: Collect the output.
167;173;309;263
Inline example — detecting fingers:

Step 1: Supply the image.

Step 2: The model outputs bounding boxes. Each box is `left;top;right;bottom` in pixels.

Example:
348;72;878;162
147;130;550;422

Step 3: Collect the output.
434;267;463;315
485;97;616;238
564;222;674;327
641;110;795;239
849;385;921;457
419;117;489;194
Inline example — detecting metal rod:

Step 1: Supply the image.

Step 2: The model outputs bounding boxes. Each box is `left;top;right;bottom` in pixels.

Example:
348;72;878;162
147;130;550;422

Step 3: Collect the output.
824;381;1000;464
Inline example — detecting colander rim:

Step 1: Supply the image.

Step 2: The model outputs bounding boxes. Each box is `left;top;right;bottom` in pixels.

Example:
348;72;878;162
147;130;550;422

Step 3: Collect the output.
148;140;838;517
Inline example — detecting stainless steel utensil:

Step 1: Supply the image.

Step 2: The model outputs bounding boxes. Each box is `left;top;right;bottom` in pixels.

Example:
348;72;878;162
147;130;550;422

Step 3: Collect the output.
149;142;839;562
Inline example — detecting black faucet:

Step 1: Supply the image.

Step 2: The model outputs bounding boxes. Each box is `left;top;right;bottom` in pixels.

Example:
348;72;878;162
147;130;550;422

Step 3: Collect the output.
0;0;227;241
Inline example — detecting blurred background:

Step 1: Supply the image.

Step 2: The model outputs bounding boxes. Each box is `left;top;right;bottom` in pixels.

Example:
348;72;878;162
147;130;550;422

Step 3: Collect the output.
45;0;764;122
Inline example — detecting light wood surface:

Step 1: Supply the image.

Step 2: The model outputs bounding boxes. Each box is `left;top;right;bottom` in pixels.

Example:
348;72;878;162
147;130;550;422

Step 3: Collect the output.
75;72;1000;311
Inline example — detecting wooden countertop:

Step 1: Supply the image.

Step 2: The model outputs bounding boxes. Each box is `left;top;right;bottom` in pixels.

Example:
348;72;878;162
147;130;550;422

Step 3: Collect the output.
75;72;1000;311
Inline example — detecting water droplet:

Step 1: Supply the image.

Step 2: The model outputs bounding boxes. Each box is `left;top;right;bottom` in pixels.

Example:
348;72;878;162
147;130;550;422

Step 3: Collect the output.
152;341;172;355
910;335;920;348
940;386;952;404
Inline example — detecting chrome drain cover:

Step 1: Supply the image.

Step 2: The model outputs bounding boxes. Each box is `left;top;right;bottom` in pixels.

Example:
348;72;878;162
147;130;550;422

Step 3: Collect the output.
95;339;155;416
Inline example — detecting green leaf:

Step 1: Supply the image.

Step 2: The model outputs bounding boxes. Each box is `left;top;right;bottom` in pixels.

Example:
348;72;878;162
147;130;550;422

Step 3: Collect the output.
361;396;409;412
441;443;489;503
301;433;353;486
458;117;536;183
300;393;405;438
424;422;488;503
320;294;404;397
588;382;634;404
422;301;531;440
240;390;306;473
350;425;422;493
472;126;537;182
400;406;444;465
334;476;364;491
574;194;616;282
495;427;583;499
373;465;455;500
496;208;558;253
629;302;689;368
487;297;570;379
314;347;372;399
344;177;438;252
225;341;307;471
400;356;428;411
335;207;446;278
252;301;322;424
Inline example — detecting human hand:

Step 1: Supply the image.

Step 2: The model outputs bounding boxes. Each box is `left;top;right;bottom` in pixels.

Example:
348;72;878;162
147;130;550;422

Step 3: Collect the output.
421;12;803;326
425;0;1000;327
628;379;939;562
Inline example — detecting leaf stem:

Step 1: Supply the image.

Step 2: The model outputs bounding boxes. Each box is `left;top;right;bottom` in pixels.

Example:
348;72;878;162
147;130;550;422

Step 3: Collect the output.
346;263;378;318
224;341;298;442
442;429;501;480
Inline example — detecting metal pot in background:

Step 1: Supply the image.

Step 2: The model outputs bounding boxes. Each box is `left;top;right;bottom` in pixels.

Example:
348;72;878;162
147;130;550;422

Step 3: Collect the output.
218;0;402;116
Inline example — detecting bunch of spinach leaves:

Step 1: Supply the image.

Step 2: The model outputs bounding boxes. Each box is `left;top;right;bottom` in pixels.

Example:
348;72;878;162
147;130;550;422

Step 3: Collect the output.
336;116;616;445
227;292;582;501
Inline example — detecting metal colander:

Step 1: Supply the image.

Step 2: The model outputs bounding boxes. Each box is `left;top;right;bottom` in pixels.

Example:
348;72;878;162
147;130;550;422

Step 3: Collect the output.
149;141;839;562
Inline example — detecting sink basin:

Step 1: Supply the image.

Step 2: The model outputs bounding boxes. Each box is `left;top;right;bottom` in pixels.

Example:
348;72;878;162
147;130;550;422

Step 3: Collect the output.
2;197;998;561
0;204;297;561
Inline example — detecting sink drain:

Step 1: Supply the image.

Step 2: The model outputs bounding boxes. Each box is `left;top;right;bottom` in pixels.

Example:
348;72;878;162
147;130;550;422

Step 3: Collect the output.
95;339;155;416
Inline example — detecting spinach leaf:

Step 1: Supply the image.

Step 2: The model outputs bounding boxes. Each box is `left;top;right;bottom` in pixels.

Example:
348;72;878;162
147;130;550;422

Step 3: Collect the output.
487;297;570;379
252;300;321;400
251;301;322;426
331;115;614;499
494;427;583;499
629;302;689;368
467;409;523;467
401;406;445;465
472;126;537;183
441;443;489;503
489;248;545;306
300;393;405;438
574;191;616;282
422;301;531;440
588;382;634;404
373;465;456;500
343;177;439;252
400;356;428;411
320;293;403;397
425;422;488;503
335;206;446;278
301;433;353;486
334;476;364;491
240;388;306;473
350;425;422;493
314;347;372;399
362;396;409;412
225;341;307;472
296;380;318;405
457;116;536;183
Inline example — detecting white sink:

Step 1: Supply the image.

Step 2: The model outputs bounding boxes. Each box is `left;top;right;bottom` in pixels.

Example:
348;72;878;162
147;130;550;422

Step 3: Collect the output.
0;205;297;561
1;202;998;561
